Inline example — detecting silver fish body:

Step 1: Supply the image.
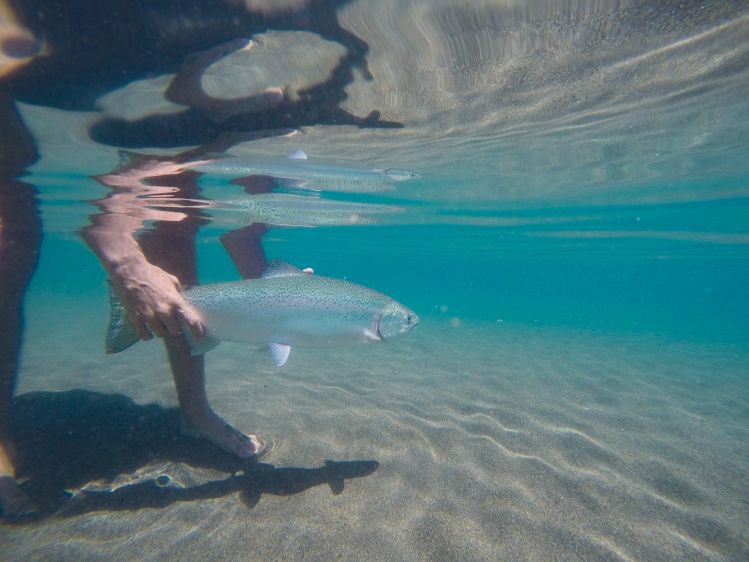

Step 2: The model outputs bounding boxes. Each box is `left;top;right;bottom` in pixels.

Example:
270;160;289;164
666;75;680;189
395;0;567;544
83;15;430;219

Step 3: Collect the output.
208;192;399;227
194;157;420;193
106;261;418;366
188;275;409;345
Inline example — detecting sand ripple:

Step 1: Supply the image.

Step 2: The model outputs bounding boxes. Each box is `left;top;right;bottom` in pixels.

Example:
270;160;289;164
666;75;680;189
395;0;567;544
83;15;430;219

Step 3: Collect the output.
5;319;748;560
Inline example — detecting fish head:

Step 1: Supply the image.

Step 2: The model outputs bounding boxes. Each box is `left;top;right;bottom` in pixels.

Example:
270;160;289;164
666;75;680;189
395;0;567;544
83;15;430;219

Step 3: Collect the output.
376;301;419;339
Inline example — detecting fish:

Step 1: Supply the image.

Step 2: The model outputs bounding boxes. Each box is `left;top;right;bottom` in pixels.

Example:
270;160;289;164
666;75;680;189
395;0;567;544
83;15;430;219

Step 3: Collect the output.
106;260;419;366
192;149;420;193
206;192;401;227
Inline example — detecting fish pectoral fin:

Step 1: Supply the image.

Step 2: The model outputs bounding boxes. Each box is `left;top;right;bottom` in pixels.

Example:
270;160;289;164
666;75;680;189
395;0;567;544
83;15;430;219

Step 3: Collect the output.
268;343;291;367
186;331;220;356
364;328;382;342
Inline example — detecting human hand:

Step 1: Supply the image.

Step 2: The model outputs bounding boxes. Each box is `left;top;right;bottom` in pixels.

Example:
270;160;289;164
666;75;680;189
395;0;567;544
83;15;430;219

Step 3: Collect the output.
109;255;205;340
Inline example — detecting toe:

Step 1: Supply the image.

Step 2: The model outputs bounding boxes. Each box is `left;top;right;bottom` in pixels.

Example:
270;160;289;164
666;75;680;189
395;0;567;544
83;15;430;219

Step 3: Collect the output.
225;425;261;458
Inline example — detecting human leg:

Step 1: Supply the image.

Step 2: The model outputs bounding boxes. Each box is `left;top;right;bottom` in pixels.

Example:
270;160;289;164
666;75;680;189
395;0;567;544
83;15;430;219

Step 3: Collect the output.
139;210;261;458
0;178;42;517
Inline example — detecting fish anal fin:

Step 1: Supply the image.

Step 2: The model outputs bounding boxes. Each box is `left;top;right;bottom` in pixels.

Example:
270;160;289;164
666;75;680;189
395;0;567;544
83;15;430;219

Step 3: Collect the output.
269;343;291;367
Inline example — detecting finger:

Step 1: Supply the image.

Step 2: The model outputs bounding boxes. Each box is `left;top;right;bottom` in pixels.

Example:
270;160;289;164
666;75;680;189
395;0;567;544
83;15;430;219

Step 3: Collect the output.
169;273;183;291
132;315;152;341
148;317;167;338
162;310;183;338
179;305;205;338
182;308;205;338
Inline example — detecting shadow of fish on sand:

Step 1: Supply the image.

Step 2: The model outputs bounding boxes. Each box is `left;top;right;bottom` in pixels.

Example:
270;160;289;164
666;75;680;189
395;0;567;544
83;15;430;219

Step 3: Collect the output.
8;389;378;522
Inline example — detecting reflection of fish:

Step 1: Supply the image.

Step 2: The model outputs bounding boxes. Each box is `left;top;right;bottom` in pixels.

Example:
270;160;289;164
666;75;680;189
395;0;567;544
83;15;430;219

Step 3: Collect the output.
193;150;420;193
106;260;418;367
208;192;400;227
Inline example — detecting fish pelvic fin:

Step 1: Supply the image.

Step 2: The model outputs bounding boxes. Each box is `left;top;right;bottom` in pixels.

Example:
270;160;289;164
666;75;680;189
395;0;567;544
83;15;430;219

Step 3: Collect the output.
105;286;142;353
269;343;291;367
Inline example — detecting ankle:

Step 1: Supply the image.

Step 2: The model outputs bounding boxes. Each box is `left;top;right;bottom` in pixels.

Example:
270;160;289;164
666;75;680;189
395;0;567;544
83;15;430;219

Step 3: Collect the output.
180;405;218;423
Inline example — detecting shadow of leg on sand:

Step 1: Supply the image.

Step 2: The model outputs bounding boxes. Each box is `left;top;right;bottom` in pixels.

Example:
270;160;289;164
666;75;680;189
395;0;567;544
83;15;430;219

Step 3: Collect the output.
8;389;378;521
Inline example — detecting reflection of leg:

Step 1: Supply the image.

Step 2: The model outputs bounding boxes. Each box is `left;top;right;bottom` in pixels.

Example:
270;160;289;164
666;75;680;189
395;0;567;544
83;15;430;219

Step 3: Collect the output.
0;179;42;518
139;214;261;458
221;223;269;279
221;174;274;279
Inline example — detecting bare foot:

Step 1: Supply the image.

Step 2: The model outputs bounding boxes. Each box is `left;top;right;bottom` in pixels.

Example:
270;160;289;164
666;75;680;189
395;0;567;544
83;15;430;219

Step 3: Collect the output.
180;411;262;459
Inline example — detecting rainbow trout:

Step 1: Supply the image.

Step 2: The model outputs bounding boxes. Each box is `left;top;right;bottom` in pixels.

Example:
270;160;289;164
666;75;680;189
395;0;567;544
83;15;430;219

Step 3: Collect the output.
192;150;420;193
106;260;418;366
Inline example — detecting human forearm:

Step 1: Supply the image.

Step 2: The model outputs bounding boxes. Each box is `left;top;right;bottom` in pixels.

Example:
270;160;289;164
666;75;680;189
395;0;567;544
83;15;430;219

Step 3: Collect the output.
82;215;204;340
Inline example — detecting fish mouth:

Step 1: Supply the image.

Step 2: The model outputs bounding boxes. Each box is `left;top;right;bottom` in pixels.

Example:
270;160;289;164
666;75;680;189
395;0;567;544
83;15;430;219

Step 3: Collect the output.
374;311;419;339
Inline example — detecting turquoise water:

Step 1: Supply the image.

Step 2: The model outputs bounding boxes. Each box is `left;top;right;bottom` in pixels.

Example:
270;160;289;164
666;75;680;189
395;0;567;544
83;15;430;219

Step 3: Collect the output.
2;2;749;559
32;191;749;344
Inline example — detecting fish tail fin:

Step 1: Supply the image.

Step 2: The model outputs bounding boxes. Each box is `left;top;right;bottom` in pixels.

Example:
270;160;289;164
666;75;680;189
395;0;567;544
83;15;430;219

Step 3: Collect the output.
105;285;142;353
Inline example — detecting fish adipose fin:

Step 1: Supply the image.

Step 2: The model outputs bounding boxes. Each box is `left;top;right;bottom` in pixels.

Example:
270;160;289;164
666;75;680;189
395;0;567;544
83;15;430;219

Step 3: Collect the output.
262;259;304;278
105;286;143;354
105;286;219;356
269;343;291;367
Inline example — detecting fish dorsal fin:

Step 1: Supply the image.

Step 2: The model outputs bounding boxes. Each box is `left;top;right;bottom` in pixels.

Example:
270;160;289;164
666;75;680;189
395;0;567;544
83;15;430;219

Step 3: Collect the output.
287;149;308;160
116;149;148;171
262;259;304;278
269;343;291;367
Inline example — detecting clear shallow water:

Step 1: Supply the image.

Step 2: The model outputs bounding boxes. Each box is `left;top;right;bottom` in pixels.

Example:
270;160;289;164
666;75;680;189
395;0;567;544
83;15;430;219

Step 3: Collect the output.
2;1;749;560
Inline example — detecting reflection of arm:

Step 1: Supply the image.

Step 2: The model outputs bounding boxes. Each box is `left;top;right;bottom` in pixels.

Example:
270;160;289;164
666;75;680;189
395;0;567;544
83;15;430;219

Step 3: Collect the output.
82;174;204;340
165;37;283;122
82;208;150;277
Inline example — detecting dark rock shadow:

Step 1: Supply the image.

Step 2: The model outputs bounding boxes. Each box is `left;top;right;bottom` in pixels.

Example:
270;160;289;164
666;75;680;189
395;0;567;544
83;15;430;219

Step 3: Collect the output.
8;389;378;522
